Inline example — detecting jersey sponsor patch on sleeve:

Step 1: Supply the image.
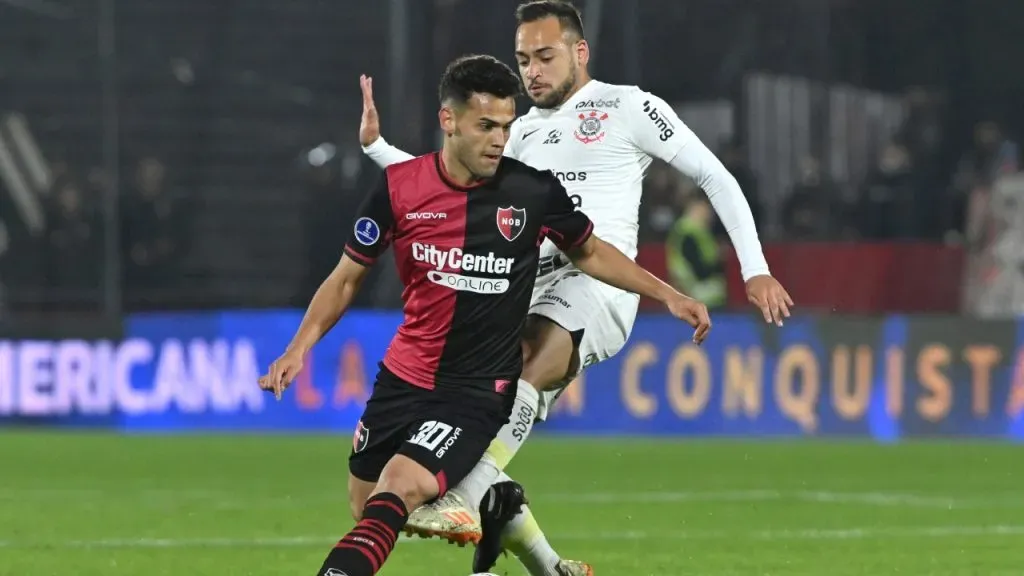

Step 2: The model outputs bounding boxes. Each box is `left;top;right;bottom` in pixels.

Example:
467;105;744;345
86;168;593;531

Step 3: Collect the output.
353;217;381;245
641;99;676;142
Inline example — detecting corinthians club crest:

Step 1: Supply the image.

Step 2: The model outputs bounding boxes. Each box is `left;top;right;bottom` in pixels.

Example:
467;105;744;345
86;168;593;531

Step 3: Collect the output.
496;206;527;242
574;109;609;144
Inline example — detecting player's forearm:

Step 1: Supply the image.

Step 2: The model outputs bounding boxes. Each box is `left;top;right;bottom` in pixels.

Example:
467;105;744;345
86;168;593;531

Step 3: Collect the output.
286;273;362;355
668;143;770;280
362;136;415;168
568;237;679;304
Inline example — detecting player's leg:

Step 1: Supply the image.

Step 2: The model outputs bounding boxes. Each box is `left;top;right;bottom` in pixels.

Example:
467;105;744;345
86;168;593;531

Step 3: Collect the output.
315;368;422;576
347;474;377;520
497;291;636;575
320;381;506;576
503;505;593;576
471;470;593;576
448;314;578;506
319;453;442;576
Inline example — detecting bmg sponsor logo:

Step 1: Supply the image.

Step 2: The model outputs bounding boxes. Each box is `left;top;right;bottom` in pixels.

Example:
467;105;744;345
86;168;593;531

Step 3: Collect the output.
641;100;675;142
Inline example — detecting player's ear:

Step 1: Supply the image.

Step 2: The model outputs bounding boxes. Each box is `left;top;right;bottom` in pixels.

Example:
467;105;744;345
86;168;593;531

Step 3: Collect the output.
574;39;590;67
439;106;457;138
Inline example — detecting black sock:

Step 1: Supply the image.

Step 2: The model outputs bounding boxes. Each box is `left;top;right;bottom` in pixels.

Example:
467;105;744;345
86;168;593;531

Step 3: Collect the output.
316;492;408;576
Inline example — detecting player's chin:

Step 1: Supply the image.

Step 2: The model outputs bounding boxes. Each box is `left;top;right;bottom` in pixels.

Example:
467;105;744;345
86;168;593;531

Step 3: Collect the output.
478;155;501;174
528;90;557;108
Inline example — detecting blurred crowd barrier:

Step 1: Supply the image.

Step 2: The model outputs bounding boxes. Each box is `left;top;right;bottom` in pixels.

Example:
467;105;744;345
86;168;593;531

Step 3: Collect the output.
1;0;1023;319
1;309;1022;439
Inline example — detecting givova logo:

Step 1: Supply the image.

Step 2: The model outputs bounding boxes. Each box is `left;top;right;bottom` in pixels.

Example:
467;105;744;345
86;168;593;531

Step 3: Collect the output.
0;338;264;416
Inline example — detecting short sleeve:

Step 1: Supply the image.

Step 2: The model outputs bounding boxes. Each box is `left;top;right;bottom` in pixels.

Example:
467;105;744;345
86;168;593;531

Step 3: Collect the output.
343;175;395;266
541;177;593;251
628;88;690;163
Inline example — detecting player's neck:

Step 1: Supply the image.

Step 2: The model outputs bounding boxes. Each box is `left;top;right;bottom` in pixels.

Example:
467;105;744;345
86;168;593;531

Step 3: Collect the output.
439;146;482;187
555;75;594;107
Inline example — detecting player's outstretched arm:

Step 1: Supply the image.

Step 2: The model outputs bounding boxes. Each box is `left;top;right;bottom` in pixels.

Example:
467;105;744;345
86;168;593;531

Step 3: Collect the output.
260;173;396;399
358;75;416;168
258;255;369;400
566;235;711;344
630;89;793;325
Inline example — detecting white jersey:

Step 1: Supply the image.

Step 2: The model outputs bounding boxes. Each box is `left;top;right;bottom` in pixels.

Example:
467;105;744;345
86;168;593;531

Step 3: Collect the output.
503;80;688;262
362;78;769;281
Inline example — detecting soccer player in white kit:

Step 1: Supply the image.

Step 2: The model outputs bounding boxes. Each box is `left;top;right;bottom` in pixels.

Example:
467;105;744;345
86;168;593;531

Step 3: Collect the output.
358;2;793;575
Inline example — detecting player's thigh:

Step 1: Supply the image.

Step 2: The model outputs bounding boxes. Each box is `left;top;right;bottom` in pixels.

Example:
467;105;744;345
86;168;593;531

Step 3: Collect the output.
523;270;603;385
526;270;630;387
395;391;507;501
519;315;577;387
348;367;424;486
535;290;638;421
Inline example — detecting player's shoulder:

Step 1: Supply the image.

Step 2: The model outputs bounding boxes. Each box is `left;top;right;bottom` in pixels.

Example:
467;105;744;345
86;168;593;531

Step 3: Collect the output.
499;156;554;180
384;152;437;185
507;115;531;139
573;81;646;109
498;157;559;187
384;152;433;173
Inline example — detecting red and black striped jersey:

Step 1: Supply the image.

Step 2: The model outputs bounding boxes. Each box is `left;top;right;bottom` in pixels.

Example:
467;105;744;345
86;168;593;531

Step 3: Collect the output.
344;153;593;393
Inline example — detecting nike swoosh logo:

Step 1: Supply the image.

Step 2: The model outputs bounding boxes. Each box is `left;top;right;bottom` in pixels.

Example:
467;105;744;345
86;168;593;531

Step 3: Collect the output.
522;129;540;140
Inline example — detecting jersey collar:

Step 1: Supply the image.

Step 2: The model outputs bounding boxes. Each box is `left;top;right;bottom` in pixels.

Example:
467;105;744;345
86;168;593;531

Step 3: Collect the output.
555;79;601;111
434;152;491;192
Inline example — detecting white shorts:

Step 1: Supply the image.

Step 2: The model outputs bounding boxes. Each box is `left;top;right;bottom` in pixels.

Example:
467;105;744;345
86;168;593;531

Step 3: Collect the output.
528;262;639;421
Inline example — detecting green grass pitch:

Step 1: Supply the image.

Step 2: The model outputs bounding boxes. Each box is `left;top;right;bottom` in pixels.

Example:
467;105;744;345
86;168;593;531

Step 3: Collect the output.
2;432;1022;575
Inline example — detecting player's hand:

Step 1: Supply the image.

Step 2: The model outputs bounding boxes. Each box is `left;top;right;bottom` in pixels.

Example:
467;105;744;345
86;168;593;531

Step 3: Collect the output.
746;274;793;327
258;349;305;401
358;74;381;147
666;293;712;345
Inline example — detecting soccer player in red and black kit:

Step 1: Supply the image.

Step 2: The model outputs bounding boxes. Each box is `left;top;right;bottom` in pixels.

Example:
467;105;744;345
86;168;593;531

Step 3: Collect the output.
258;54;710;576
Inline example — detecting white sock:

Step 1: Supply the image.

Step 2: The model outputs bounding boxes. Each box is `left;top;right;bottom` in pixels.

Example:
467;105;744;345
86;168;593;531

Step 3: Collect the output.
451;380;539;507
496;471;560;576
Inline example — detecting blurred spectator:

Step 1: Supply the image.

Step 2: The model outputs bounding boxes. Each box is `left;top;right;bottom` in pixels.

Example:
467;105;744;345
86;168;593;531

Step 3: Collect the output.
949;121;1020;237
120;157;189;307
860;141;918;239
666;193;726;309
782;157;839;240
895;89;946;238
44;179;101;306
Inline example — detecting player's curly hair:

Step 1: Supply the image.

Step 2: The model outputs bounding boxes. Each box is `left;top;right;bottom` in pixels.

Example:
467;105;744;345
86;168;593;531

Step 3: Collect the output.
438;54;522;107
515;0;586;40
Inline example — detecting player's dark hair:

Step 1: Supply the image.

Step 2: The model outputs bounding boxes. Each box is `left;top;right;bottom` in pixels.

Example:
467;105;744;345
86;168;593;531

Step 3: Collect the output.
438;54;523;107
515;0;586;40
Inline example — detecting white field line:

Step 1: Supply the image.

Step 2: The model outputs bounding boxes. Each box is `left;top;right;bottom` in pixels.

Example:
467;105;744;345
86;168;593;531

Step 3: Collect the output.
2;525;1023;549
1;488;1020;509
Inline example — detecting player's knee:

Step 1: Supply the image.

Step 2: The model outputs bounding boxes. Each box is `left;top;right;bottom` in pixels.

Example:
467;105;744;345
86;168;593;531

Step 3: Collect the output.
373;455;439;512
349;497;364;521
347;474;376;520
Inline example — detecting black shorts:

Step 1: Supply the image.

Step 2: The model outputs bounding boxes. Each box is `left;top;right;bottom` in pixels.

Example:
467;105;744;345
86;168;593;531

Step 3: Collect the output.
349;365;515;496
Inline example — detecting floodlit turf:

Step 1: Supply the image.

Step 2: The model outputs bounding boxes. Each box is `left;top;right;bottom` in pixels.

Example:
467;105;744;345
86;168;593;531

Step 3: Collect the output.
1;432;1022;576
